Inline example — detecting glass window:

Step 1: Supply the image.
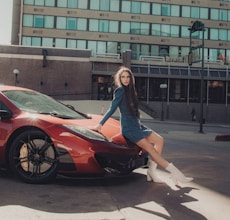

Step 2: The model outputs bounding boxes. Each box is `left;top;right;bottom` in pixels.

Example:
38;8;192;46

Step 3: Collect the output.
107;42;118;53
68;0;77;8
131;44;140;60
171;5;179;17
122;1;131;13
23;14;33;27
141;44;149;56
100;0;109;11
151;45;159;56
210;9;218;20
131;1;140;14
169;79;187;102
90;0;99;10
131;22;140;34
42;38;53;47
88;41;97;55
208;81;225;104
182;6;190;18
228;30;230;41
67;17;77;30
57;0;67;7
152;3;161;15
45;0;55;6
78;0;87;9
121;22;130;34
32;37;41;46
220;9;228;21
109;21;118;33
22;36;32;46
67;39;77;48
181;47;189;57
161;24;170;36
34;15;44;28
140;23;149;35
162;4;170;16
152;24;161;36
44;16;54;28
169;46;179;58
55;38;66;48
89;19;99;31
181;26;190;38
24;0;34;5
171;25;179;37
77;18;87;30
219;29;227;41
35;0;44;6
97;41;106;53
141;2;150;14
120;43;130;52
110;0;119;12
56;17;66;29
210;29;219;40
209;48;218;60
191;7;199;18
76;40;86;49
99;20;109;32
200;8;208;19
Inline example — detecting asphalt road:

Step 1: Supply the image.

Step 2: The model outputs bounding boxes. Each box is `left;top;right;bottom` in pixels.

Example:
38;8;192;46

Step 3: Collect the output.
0;120;229;220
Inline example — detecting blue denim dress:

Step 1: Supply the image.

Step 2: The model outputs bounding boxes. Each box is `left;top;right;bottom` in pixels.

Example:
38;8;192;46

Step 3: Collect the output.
99;86;152;143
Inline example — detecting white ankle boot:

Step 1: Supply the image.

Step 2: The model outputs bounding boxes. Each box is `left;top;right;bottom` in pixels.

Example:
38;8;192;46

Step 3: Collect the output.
147;159;164;183
166;163;193;185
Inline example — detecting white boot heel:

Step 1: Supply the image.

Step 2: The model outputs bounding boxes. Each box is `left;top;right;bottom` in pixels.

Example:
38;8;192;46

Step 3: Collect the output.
147;159;164;183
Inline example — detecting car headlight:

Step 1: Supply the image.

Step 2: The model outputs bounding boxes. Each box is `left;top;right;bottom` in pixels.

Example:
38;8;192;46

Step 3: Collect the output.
62;125;108;141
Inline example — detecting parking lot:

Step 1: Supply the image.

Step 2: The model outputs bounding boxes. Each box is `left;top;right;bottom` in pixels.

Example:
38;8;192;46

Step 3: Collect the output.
0;120;229;220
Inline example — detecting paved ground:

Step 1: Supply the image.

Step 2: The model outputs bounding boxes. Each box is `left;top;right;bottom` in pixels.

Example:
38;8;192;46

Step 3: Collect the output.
0;120;229;220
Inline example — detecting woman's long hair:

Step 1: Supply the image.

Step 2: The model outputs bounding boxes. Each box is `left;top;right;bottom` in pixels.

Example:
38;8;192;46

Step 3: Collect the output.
114;67;140;118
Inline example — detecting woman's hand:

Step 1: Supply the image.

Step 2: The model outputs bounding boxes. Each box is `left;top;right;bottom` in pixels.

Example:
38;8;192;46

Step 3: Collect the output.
88;124;102;133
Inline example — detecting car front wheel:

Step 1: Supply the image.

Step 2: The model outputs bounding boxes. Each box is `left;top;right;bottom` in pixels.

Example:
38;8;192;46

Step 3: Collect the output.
9;129;59;184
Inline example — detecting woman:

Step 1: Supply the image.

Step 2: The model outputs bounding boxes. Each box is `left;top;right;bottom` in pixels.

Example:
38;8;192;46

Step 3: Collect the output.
92;67;193;185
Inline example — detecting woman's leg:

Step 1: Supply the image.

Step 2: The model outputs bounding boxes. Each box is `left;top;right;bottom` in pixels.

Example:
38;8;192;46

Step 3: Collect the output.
145;131;164;155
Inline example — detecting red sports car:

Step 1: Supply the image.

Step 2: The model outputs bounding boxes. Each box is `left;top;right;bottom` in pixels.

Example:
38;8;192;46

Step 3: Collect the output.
0;85;147;183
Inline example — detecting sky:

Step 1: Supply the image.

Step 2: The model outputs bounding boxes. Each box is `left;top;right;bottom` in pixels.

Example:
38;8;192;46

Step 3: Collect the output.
0;0;13;45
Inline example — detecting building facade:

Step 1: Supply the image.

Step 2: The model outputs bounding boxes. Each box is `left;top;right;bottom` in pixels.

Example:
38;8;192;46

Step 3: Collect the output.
7;0;230;123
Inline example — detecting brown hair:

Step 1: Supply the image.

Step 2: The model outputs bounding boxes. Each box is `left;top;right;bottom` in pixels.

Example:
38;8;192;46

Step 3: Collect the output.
114;67;140;118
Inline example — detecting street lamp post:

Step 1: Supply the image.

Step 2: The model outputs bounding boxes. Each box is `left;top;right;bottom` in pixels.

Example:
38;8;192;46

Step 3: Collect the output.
13;69;20;86
160;83;167;121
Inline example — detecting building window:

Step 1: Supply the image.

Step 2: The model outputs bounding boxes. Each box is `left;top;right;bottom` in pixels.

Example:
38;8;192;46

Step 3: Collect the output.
57;0;67;7
121;22;130;34
78;0;88;9
90;0;99;10
131;1;141;14
42;38;53;47
141;2;150;14
100;0;109;11
208;81;225;103
23;14;33;27
32;37;41;46
182;6;190;18
109;21;119;33
162;4;170;16
200;8;208;19
67;39;77;48
99;20;109;32
189;80;202;103
169;79;187;102
76;40;86;49
56;17;66;29
89;19;99;31
67;17;77;30
171;5;179;17
210;9;219;20
35;0;44;6
55;38;66;48
34;15;44;28
44;16;54;28
110;0;119;12
22;36;32;45
45;0;55;7
68;0;77;8
24;0;34;5
77;18;87;30
152;3;161;15
121;1;131;13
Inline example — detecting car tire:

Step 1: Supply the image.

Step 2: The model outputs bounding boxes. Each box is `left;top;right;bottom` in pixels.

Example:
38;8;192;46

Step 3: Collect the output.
9;129;59;184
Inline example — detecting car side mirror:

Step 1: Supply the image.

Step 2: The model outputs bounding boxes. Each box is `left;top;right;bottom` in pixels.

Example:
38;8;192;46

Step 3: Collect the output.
0;110;12;120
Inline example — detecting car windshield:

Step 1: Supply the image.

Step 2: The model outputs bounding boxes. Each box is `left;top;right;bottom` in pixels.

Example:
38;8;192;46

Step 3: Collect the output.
3;90;85;119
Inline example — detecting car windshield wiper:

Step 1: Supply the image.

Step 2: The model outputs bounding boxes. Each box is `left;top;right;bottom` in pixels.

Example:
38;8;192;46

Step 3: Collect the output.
39;111;75;119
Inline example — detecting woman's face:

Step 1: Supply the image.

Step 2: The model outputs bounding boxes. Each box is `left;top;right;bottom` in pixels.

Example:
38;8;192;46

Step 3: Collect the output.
120;71;131;86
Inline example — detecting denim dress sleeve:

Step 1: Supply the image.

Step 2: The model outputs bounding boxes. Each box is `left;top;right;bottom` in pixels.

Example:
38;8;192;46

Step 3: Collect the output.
99;87;124;125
